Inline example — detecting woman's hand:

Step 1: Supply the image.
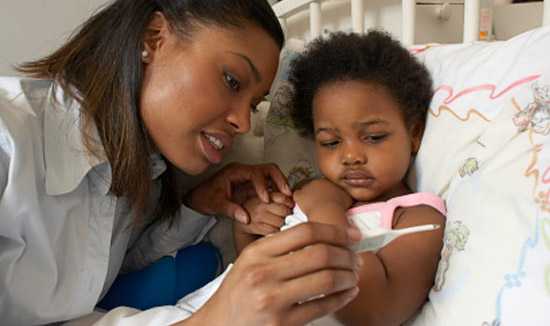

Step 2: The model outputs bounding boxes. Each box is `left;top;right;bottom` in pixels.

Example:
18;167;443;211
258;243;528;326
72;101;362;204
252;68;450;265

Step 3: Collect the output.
185;163;292;223
186;222;364;326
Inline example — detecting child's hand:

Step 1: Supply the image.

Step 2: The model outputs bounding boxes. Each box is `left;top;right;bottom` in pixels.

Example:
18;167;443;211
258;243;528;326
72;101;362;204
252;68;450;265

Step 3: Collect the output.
236;192;294;236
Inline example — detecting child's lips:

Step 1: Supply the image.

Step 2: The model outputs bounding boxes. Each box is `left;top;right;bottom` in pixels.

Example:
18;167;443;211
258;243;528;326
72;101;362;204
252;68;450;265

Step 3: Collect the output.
343;178;375;187
341;170;375;187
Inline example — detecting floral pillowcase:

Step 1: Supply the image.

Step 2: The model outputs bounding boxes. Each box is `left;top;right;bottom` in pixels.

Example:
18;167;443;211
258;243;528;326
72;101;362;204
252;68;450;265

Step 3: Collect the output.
265;27;550;325
407;26;550;326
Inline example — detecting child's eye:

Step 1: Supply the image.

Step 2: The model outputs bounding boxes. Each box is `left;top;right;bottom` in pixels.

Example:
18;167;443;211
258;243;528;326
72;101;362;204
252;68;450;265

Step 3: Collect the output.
223;71;241;92
363;134;388;143
320;140;340;149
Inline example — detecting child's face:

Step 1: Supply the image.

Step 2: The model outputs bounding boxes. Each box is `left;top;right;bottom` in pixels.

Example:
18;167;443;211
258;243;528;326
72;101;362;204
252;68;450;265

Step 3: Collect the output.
313;80;421;202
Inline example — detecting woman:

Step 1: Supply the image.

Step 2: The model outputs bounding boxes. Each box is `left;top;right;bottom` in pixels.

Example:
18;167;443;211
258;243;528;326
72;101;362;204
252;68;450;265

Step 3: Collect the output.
0;0;361;325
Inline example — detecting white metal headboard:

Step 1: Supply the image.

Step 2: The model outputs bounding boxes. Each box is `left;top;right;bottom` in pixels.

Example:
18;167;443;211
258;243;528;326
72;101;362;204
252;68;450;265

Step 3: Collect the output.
273;0;550;45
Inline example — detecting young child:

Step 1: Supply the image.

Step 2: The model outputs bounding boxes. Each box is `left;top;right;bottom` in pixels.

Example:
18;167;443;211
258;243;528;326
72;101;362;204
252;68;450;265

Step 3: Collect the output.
233;30;446;325
177;30;446;325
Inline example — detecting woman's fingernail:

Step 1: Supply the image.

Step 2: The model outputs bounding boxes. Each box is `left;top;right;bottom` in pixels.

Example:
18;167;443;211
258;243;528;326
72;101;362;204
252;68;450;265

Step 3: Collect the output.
347;228;362;242
236;211;249;224
261;191;270;203
284;184;292;195
355;255;364;269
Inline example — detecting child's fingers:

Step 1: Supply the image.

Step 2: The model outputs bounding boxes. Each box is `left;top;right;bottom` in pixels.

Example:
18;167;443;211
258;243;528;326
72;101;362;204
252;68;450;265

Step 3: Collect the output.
251;223;280;236
270;192;294;208
266;203;292;219
257;211;286;229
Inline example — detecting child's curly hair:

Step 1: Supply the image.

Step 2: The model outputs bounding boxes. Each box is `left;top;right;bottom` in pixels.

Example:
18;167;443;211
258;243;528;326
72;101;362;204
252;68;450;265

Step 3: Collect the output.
288;30;433;136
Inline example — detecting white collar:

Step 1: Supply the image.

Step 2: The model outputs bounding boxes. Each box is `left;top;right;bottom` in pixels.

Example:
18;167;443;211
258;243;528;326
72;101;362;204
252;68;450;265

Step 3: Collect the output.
19;79;167;196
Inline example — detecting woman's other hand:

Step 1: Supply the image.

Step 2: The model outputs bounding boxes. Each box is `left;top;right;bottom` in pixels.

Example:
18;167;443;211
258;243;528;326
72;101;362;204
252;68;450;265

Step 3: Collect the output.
185;163;292;223
187;222;363;326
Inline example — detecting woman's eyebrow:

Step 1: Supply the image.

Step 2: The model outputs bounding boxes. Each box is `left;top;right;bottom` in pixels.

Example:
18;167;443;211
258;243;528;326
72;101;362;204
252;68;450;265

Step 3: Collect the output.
228;51;261;82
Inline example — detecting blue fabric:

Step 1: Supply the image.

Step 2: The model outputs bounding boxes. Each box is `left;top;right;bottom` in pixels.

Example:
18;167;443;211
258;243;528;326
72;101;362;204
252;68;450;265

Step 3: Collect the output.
97;242;221;310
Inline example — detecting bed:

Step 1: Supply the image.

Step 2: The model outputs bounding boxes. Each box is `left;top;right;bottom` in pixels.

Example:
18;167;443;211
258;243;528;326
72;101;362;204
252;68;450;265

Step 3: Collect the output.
67;1;550;325
253;0;550;325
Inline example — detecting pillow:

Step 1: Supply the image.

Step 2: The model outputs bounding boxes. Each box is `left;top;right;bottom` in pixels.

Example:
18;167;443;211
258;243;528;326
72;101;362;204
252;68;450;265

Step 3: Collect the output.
265;27;550;325
407;26;550;325
265;38;320;188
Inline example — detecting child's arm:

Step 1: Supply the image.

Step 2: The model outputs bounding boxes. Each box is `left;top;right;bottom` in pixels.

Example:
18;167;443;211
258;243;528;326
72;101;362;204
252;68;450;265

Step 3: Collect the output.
234;177;350;254
233;223;261;255
293;178;354;225
339;206;444;326
296;181;445;326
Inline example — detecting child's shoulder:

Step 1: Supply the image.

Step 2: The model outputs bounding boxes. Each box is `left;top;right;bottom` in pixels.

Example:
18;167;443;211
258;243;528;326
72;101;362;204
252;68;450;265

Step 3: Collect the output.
293;178;352;212
393;198;446;229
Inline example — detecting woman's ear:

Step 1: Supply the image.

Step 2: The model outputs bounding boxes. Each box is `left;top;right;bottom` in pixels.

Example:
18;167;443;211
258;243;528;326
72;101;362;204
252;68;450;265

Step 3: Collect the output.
410;121;424;154
142;12;171;63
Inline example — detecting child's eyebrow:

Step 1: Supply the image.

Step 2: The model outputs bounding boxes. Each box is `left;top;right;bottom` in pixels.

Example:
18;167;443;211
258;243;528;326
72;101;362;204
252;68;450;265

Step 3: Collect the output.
315;118;389;135
357;119;388;127
315;127;338;135
315;119;389;134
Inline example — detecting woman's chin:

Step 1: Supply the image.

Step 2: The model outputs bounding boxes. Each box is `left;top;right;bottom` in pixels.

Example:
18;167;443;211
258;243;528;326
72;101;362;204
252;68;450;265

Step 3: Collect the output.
166;155;211;176
182;161;211;176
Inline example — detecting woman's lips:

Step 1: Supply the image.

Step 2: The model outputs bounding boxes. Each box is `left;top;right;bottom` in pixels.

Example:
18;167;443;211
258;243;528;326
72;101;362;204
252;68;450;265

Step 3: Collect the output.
199;131;232;164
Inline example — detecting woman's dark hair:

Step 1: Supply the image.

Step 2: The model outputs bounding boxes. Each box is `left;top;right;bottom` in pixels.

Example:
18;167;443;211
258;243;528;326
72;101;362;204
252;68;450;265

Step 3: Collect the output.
289;30;433;136
17;0;284;222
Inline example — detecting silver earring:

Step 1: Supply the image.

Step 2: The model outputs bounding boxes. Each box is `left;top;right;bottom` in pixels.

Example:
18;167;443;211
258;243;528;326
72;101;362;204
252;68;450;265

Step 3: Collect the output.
141;50;149;59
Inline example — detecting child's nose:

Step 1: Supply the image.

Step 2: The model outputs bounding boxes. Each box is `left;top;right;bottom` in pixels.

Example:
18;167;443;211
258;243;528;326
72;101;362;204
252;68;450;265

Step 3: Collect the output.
341;143;366;166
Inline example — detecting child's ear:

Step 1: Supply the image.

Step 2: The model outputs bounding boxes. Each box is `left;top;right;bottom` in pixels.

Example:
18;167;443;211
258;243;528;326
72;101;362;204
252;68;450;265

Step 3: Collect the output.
409;121;424;154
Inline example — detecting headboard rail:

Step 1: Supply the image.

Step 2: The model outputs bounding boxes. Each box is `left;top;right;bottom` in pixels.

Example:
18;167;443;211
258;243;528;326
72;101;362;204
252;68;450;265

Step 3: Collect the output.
273;0;550;45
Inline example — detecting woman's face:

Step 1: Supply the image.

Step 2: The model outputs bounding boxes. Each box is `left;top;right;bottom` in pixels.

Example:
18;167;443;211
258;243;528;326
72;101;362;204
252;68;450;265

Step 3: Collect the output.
140;15;280;175
313;80;421;202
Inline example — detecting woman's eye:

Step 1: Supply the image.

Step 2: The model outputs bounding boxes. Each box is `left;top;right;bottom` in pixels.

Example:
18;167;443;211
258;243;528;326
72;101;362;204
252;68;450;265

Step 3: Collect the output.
223;72;241;92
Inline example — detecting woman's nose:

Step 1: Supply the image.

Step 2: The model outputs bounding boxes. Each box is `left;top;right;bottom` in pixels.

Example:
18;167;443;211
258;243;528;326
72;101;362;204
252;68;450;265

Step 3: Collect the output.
226;102;251;134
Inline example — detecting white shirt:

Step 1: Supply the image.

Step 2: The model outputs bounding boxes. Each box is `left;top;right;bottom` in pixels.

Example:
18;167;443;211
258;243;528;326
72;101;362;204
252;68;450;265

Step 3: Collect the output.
0;77;216;325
